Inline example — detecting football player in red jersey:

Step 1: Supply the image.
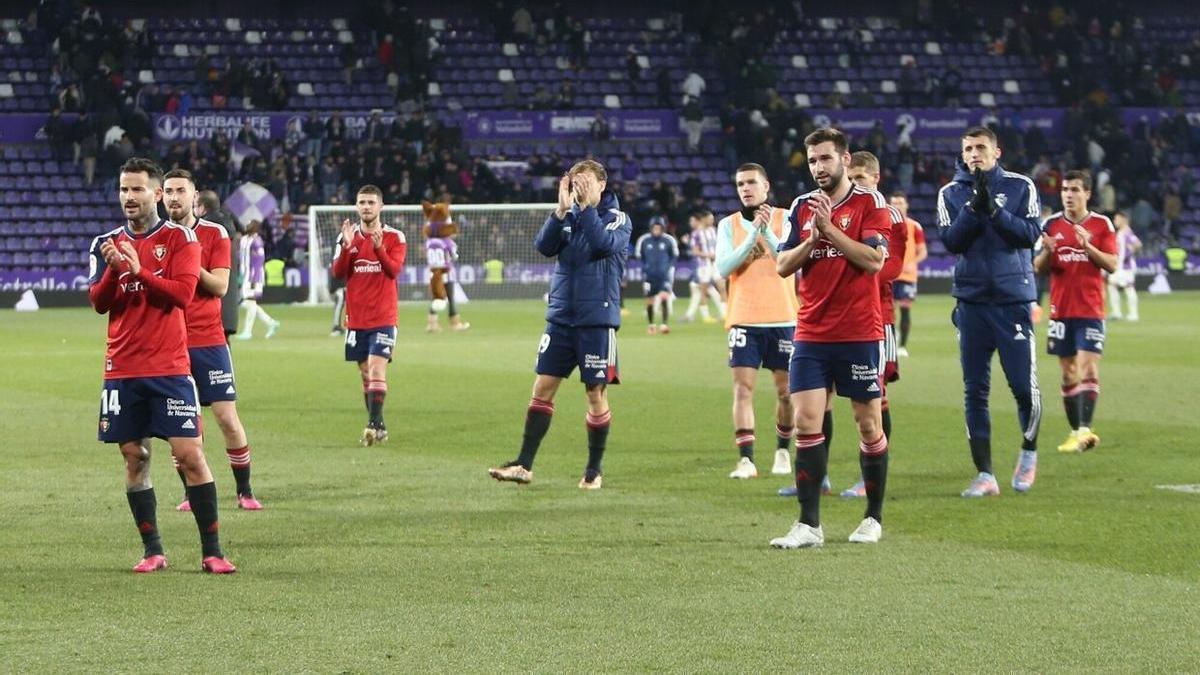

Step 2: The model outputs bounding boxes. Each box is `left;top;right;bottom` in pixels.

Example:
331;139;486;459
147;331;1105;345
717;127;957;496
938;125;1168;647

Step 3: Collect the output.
772;129;898;549
88;158;235;574
331;185;408;446
162;169;262;512
1034;170;1117;454
837;151;907;499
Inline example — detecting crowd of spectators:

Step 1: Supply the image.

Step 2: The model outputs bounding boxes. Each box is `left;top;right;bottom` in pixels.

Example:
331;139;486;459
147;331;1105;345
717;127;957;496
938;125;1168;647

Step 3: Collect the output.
25;0;1200;260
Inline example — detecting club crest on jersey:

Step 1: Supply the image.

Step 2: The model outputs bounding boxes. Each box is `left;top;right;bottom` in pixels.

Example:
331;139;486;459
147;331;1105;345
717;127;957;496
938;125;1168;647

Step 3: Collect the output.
995;194;1008;208
153;244;167;260
839;215;851;230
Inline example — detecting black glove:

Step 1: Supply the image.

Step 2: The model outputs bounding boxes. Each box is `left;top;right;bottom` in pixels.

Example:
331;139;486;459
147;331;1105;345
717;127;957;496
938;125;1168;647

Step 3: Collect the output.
971;168;994;216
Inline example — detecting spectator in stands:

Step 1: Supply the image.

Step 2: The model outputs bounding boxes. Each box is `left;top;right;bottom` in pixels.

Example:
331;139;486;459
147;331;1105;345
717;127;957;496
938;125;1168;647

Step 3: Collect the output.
267;74;289;110
567;18;587;67
404;112;427;154
364;112;386;145
682;97;703;153
681;70;706;102
626;45;642;81
58;84;82;113
512;6;534;41
46;108;70;161
378;34;395;70
558;81;576;109
340;43;357;86
899;56;924;108
1163;186;1183;235
590;112;611;142
654;66;672;107
682;173;703;203
236;120;261;152
319;156;341;202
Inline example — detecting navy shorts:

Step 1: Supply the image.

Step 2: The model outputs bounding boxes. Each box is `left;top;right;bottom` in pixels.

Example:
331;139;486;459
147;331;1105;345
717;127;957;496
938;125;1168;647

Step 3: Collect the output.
1046;318;1105;356
345;326;396;362
643;275;671;296
893;281;917;303
788;340;883;399
189;345;237;405
728;326;793;371
98;376;202;443
535;322;620;385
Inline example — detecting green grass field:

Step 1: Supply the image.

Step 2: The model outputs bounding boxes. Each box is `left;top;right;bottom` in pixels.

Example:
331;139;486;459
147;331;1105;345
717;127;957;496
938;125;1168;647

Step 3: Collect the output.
2;292;1198;672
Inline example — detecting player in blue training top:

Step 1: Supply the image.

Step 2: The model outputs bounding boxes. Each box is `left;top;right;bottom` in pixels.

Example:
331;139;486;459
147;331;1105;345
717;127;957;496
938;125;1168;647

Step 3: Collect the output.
937;125;1043;498
489;160;631;490
635;217;679;335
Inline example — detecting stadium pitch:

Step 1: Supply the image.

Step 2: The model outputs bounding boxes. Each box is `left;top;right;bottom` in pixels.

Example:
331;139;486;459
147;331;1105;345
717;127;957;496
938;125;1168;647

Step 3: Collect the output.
1;293;1197;670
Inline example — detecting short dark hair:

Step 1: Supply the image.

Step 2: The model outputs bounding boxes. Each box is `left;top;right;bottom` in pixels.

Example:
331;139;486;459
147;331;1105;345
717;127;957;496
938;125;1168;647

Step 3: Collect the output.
962;126;998;145
735;163;768;180
120;158;164;185
197;190;221;213
804;128;848;154
889;190;908;200
689;207;714;220
357;184;384;199
1063;169;1093;192
163;168;195;185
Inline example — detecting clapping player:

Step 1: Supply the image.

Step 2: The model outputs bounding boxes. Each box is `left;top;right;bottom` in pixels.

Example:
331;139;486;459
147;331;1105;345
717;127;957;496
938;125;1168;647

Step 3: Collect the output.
88;158;235;574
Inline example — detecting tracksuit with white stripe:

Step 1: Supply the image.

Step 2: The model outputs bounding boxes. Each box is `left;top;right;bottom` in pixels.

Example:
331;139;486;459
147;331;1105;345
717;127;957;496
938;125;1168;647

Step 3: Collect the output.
937;161;1043;473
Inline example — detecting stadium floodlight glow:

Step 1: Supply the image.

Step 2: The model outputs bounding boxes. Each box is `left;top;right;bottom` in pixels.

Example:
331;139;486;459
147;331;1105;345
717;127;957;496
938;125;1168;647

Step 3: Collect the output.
307;203;556;304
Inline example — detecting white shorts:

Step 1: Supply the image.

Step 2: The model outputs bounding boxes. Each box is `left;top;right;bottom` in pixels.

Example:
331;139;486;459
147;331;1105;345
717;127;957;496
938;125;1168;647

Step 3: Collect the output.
694;262;720;285
1108;269;1134;289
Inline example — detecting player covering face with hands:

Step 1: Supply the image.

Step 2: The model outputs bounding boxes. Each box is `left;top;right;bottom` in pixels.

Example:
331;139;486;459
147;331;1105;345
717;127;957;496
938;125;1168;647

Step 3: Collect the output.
489;160;631;489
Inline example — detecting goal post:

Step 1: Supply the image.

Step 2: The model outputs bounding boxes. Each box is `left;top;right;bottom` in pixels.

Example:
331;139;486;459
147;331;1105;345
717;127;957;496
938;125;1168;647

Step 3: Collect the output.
307;203;557;304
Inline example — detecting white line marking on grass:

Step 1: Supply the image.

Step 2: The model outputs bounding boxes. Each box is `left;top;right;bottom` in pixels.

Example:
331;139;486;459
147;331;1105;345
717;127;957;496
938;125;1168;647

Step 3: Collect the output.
1155;484;1200;494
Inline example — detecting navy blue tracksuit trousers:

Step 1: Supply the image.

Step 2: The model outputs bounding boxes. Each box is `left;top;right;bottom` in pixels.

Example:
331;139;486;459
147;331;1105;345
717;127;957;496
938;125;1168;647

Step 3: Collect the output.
953;300;1042;471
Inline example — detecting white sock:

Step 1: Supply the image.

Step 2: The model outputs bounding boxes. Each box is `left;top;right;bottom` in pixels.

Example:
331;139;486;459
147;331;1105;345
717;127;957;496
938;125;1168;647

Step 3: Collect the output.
256;304;276;326
707;286;725;318
1125;286;1138;317
686;283;701;319
240;301;258;334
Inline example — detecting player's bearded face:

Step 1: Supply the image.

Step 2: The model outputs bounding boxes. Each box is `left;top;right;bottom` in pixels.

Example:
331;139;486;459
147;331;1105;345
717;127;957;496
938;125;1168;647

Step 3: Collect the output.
162;179;194;221
807;143;847;192
812;160;844;190
119;172;161;223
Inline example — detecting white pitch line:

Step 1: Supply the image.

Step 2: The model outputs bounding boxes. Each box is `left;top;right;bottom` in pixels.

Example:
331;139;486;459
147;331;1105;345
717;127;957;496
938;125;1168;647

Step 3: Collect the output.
1154;484;1200;494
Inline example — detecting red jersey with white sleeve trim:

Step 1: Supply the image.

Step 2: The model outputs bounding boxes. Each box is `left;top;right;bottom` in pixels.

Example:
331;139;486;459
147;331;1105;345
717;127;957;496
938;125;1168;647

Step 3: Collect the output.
331;224;408;329
1043;211;1116;320
878;207;908;326
87;219;201;379
780;185;896;343
185;218;232;348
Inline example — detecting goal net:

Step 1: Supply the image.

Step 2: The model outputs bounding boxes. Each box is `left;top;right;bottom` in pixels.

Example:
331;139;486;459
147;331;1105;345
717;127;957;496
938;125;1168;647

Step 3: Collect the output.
307;203;556;304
